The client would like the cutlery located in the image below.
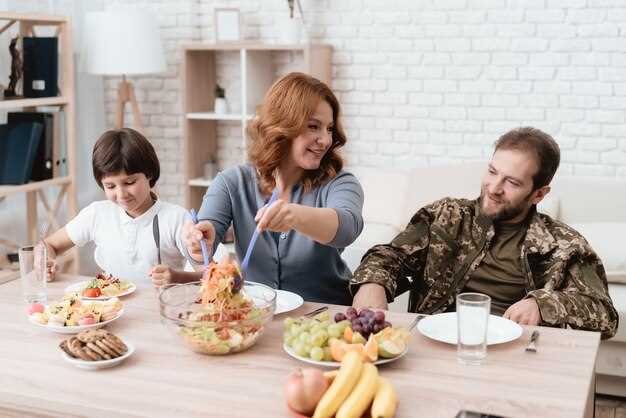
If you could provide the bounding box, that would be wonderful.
[303,306,328,318]
[241,190,279,276]
[189,209,209,268]
[408,314,427,331]
[152,214,161,264]
[525,330,540,353]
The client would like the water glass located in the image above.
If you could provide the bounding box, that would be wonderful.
[18,244,47,304]
[457,292,491,365]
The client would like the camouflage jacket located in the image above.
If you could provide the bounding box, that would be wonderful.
[351,198,618,339]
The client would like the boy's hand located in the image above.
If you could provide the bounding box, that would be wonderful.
[150,264,172,287]
[182,220,215,263]
[46,259,57,282]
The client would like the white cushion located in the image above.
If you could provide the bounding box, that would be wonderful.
[537,194,560,219]
[608,283,626,343]
[569,223,626,280]
[342,223,401,272]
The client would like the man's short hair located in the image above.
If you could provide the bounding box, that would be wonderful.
[494,127,560,190]
[92,128,160,188]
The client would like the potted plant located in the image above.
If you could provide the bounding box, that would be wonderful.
[214,84,228,114]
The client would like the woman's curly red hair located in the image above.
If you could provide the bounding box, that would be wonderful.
[247,72,346,194]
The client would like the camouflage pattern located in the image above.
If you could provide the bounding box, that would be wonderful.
[351,197,618,339]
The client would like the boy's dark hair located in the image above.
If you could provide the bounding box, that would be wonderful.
[494,127,560,190]
[92,128,160,188]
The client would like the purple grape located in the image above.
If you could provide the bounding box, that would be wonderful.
[351,319,360,328]
[383,321,392,329]
[372,323,383,334]
[346,310,357,320]
[346,307,357,317]
[334,312,347,322]
[374,311,385,323]
[352,324,363,334]
[359,317,369,327]
[359,308,372,317]
[362,323,372,335]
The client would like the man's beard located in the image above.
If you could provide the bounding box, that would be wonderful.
[480,189,533,222]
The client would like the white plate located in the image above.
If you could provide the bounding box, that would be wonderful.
[417,312,523,345]
[61,339,135,370]
[28,307,125,335]
[283,343,408,368]
[64,280,136,300]
[274,290,304,315]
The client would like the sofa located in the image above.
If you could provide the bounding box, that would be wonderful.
[343,162,626,396]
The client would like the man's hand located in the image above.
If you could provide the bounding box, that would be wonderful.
[182,220,215,264]
[352,283,388,311]
[503,298,541,325]
[149,264,172,288]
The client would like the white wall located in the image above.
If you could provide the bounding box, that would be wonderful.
[96,0,626,208]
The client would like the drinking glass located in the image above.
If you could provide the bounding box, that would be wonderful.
[457,292,490,365]
[18,244,47,304]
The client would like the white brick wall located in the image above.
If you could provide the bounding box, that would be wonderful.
[15,0,626,207]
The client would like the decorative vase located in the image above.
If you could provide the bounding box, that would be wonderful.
[214,97,228,114]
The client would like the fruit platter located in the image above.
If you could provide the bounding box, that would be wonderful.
[64,272,136,300]
[159,258,276,355]
[283,307,410,367]
[28,294,124,334]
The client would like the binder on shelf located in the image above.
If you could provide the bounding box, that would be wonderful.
[7,112,54,181]
[0,122,44,185]
[23,37,59,98]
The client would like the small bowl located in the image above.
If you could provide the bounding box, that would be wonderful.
[159,281,276,355]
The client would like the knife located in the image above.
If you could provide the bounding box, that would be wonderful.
[152,214,162,265]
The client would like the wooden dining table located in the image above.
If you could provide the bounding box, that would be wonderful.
[0,274,599,418]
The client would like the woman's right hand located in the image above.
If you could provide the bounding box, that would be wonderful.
[182,220,215,264]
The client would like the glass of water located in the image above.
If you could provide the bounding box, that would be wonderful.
[18,244,47,304]
[457,292,491,365]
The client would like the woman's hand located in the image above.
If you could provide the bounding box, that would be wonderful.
[182,220,215,263]
[255,200,300,233]
[46,258,57,282]
[149,264,172,288]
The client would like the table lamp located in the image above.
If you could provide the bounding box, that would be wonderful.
[84,10,166,132]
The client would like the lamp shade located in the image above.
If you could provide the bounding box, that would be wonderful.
[84,11,166,75]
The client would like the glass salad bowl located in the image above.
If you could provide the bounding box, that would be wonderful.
[159,281,276,355]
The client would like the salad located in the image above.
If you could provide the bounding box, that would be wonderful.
[82,273,133,298]
[177,259,272,355]
[28,293,123,327]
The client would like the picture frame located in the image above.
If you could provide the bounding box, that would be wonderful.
[214,7,241,42]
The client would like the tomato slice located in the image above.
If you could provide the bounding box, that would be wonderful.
[83,288,101,298]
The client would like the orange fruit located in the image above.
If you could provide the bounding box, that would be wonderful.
[343,326,353,343]
[364,334,379,362]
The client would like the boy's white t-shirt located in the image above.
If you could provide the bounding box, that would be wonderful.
[65,199,190,282]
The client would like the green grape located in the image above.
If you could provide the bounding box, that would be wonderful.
[303,343,313,358]
[309,331,326,347]
[310,324,323,335]
[323,346,333,361]
[310,346,324,361]
[314,310,330,322]
[298,331,310,343]
[327,323,342,338]
[337,320,351,332]
[283,317,296,329]
[289,324,302,335]
[319,320,331,328]
[293,341,308,357]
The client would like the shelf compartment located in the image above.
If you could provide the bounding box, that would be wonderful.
[0,96,68,110]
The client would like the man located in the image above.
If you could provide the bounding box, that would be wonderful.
[351,127,618,338]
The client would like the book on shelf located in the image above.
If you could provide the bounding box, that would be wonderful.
[8,112,54,181]
[0,122,44,185]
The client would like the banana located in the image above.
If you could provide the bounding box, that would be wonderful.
[323,369,339,384]
[371,376,398,418]
[335,362,379,418]
[312,351,363,418]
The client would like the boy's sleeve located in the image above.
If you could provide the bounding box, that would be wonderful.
[65,203,97,247]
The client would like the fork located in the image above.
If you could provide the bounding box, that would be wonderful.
[408,314,427,331]
[525,330,540,353]
[303,306,328,318]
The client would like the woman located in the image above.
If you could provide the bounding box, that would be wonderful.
[183,72,364,305]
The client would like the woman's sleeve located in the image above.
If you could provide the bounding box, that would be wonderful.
[325,172,364,248]
[196,171,233,254]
